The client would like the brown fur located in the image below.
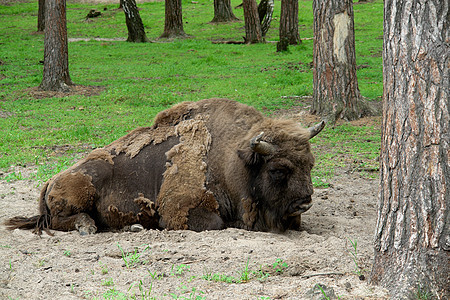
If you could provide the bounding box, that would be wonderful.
[5,98,321,235]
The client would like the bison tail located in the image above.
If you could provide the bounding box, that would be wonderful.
[5,181,53,236]
[5,214,53,236]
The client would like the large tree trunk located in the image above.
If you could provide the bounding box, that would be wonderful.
[279,0,300,45]
[242,0,263,43]
[371,0,449,299]
[37,0,45,32]
[160,0,187,38]
[211,0,239,23]
[311,0,363,123]
[121,0,149,42]
[39,0,72,92]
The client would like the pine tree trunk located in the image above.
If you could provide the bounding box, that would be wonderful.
[371,0,449,299]
[39,0,72,92]
[121,0,149,43]
[37,0,45,32]
[279,0,300,45]
[242,0,263,43]
[311,0,362,123]
[160,0,187,38]
[211,0,239,23]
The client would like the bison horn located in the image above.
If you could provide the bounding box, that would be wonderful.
[250,132,276,155]
[308,121,325,139]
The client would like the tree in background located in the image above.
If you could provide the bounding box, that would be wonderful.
[160,0,187,38]
[37,0,45,32]
[277,0,300,51]
[39,0,72,92]
[211,0,239,23]
[258,0,274,37]
[121,0,149,42]
[242,0,262,43]
[311,0,371,123]
[371,0,449,298]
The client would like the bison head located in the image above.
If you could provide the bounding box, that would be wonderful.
[237,120,325,232]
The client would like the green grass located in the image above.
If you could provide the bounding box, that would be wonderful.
[0,0,383,184]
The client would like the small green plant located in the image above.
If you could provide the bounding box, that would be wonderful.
[414,284,434,300]
[37,258,46,267]
[253,268,270,282]
[171,264,191,277]
[102,287,127,300]
[316,284,332,300]
[272,258,288,273]
[202,272,237,284]
[102,278,114,286]
[239,258,251,282]
[117,242,148,268]
[347,238,364,279]
[136,280,154,299]
[147,270,163,280]
[63,250,71,257]
[170,283,205,300]
[99,262,108,275]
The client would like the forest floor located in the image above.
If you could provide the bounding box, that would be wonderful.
[0,134,389,299]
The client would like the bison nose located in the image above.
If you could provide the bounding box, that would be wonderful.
[288,196,312,216]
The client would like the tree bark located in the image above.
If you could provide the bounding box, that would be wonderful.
[279,0,300,45]
[242,0,263,43]
[211,0,239,23]
[258,0,274,37]
[39,0,72,92]
[37,0,45,32]
[121,0,149,43]
[311,0,364,123]
[160,0,187,38]
[371,0,449,299]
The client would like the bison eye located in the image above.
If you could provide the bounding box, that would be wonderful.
[268,169,289,182]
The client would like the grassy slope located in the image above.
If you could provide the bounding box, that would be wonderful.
[0,0,383,185]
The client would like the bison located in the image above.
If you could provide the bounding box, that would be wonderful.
[6,98,324,235]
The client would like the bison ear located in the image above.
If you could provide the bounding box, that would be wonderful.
[237,149,263,167]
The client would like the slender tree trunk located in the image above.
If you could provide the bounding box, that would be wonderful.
[37,0,45,32]
[211,0,239,23]
[121,0,149,42]
[311,0,363,123]
[279,0,300,45]
[160,0,187,38]
[39,0,72,92]
[242,0,263,43]
[371,1,449,299]
[258,0,274,37]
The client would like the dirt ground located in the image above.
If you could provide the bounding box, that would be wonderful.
[0,162,389,299]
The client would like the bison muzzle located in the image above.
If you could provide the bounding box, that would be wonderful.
[6,98,324,235]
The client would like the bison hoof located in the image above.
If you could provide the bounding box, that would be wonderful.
[77,224,97,236]
[130,224,144,232]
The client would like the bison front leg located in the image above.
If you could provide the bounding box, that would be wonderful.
[187,207,224,232]
[51,213,97,235]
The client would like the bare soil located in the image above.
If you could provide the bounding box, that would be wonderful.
[0,163,388,299]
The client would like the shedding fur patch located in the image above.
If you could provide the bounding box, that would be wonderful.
[85,148,114,165]
[157,115,219,230]
[107,126,177,158]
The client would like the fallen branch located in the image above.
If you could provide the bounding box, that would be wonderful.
[301,271,344,279]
